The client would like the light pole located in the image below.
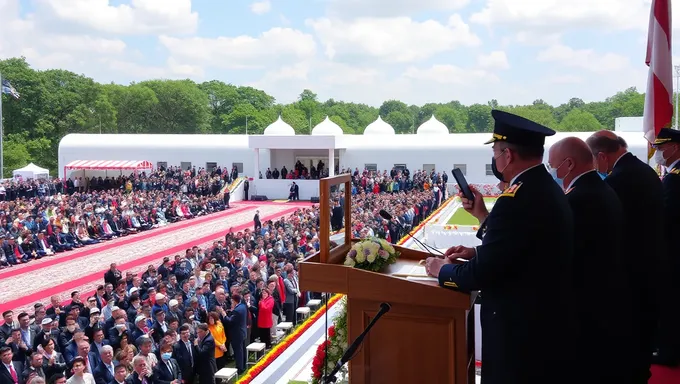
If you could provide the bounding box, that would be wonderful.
[99,115,102,134]
[245,115,248,135]
[675,65,680,129]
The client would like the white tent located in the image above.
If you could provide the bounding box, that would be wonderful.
[13,163,49,180]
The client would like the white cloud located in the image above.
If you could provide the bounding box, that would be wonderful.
[537,44,630,73]
[41,0,198,35]
[326,0,470,18]
[250,1,271,15]
[306,15,480,63]
[403,65,499,85]
[477,51,510,70]
[545,75,584,84]
[159,28,317,69]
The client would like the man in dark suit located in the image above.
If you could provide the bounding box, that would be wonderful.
[221,294,247,374]
[223,188,230,209]
[253,210,261,232]
[548,137,632,382]
[651,128,680,367]
[426,110,576,384]
[153,341,181,384]
[293,182,299,200]
[93,345,115,384]
[193,324,215,384]
[330,200,343,231]
[243,179,249,201]
[173,325,195,384]
[125,356,152,384]
[587,130,665,383]
[1,346,23,384]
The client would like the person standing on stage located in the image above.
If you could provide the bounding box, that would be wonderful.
[586,130,665,383]
[548,137,631,383]
[425,110,575,384]
[650,128,680,368]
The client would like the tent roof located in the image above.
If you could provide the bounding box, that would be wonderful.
[65,160,153,170]
[14,163,48,173]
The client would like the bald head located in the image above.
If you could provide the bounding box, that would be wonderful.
[548,137,597,190]
[551,137,594,165]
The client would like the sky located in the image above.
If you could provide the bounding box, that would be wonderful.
[0,0,677,107]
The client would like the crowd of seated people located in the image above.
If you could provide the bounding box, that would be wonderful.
[0,177,449,384]
[0,166,235,269]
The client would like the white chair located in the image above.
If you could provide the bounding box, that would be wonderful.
[276,321,294,334]
[246,342,266,366]
[296,306,311,322]
[307,299,322,310]
[214,367,238,383]
[273,329,286,344]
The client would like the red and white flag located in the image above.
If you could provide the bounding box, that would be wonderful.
[643,0,673,156]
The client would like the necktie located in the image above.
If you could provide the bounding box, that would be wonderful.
[186,342,193,366]
[8,364,17,384]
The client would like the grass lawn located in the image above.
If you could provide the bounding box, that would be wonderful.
[447,208,479,225]
[446,197,497,226]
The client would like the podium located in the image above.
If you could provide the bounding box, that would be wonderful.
[299,175,476,384]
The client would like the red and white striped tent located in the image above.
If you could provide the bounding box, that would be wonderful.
[64,160,153,176]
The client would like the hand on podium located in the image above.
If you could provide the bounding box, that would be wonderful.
[425,256,454,277]
[444,245,476,262]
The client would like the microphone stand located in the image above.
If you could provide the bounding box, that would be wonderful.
[379,210,444,256]
[324,303,392,383]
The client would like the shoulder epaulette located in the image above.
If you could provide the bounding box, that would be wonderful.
[670,168,680,175]
[499,182,522,198]
[565,186,575,195]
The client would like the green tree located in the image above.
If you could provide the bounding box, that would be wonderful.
[559,109,603,132]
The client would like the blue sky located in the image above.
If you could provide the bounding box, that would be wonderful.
[0,0,674,107]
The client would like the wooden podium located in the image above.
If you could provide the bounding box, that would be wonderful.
[299,175,476,384]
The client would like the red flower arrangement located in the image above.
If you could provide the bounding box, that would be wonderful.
[235,294,343,384]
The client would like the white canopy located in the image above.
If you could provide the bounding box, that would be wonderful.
[13,163,50,180]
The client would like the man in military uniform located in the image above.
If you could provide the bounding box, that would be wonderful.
[651,128,680,367]
[586,130,665,383]
[548,137,631,382]
[425,110,575,384]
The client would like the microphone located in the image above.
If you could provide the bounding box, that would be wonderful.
[378,210,444,256]
[324,303,392,383]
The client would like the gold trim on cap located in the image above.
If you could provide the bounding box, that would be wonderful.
[654,137,672,145]
[484,133,507,145]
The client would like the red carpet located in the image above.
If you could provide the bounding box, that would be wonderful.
[650,364,680,384]
[0,204,304,317]
[0,205,252,279]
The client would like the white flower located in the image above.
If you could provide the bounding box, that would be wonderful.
[378,238,395,254]
[363,241,380,263]
[378,249,388,259]
[330,346,340,355]
[344,257,355,267]
[355,246,366,263]
[327,361,335,370]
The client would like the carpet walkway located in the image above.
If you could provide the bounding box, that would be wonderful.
[1,201,310,316]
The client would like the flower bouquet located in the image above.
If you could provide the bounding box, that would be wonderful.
[311,297,348,384]
[343,237,399,272]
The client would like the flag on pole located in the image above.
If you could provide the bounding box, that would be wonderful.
[643,0,673,159]
[1,79,20,100]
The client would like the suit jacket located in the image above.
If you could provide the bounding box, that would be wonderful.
[438,165,575,384]
[172,340,195,382]
[1,361,23,384]
[194,334,216,384]
[605,153,665,355]
[656,160,680,364]
[222,302,247,342]
[152,358,181,384]
[565,171,632,376]
[93,361,116,384]
[124,372,150,384]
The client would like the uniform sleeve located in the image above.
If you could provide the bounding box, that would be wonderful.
[437,195,531,292]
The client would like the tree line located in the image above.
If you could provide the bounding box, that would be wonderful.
[0,57,647,177]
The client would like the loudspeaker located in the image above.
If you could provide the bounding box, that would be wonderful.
[251,195,268,201]
[310,196,320,203]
